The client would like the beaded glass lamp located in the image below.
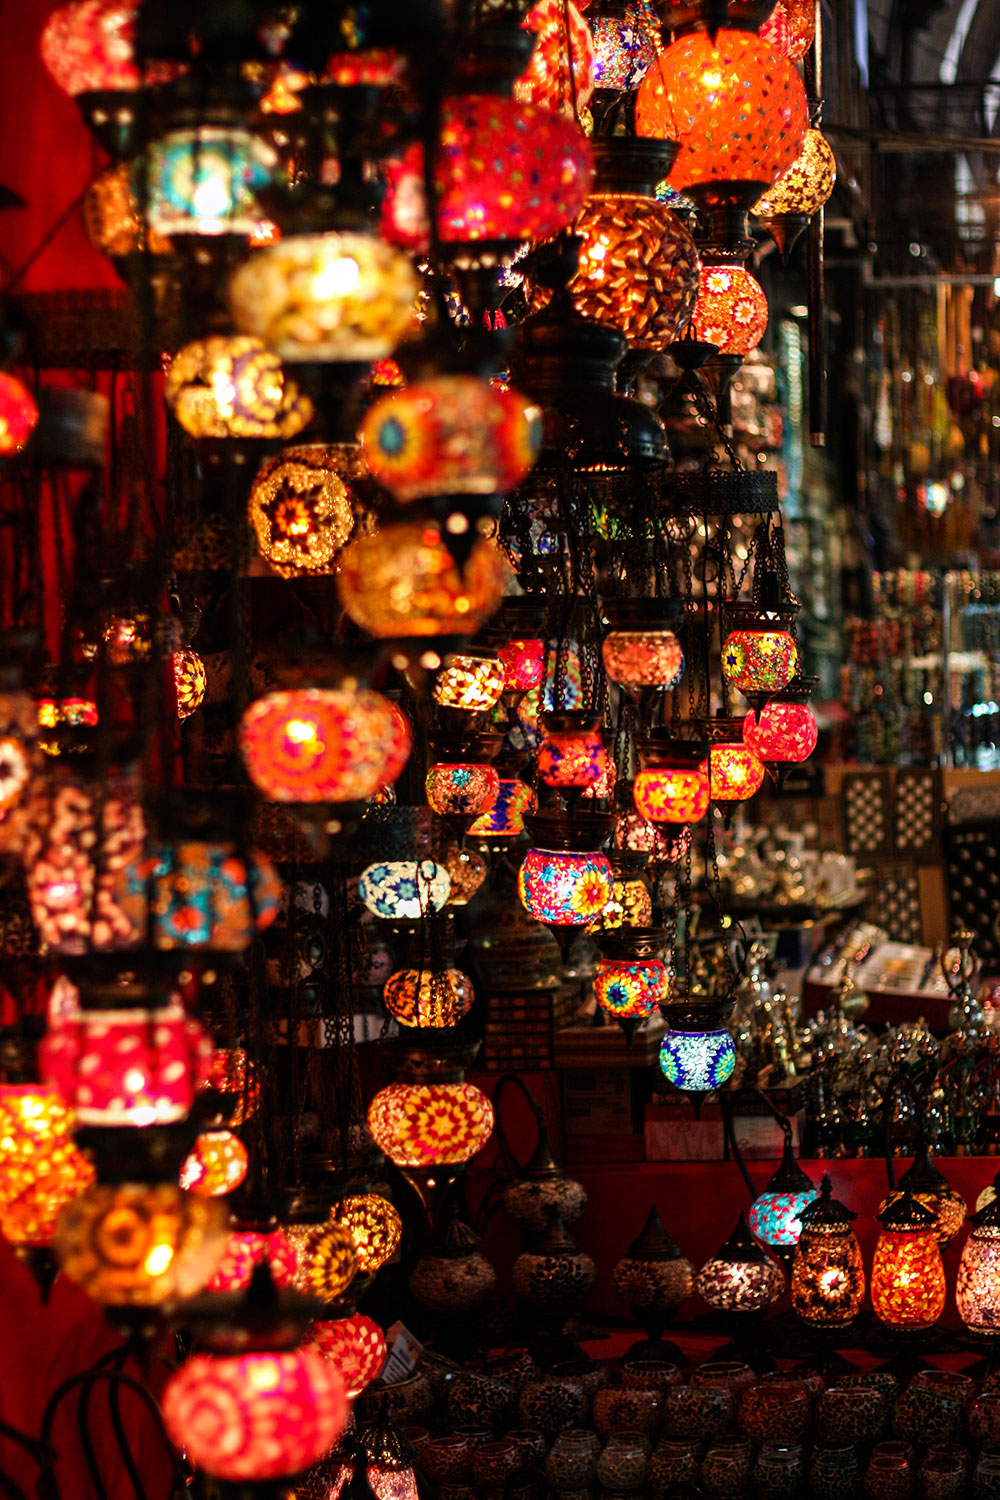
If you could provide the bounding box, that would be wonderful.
[709,732,766,802]
[595,931,668,1021]
[591,0,660,91]
[611,1206,694,1353]
[760,0,817,62]
[358,860,452,921]
[871,1191,947,1334]
[179,1131,249,1198]
[433,654,507,712]
[308,1313,388,1396]
[40,0,144,94]
[207,1229,298,1292]
[743,680,818,765]
[248,445,359,577]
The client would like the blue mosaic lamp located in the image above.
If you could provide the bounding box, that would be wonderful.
[517,812,615,930]
[747,1138,818,1256]
[659,994,736,1094]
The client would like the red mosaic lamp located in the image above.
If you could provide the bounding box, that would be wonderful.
[0,374,39,457]
[633,734,711,824]
[367,1062,494,1223]
[537,713,609,790]
[760,0,817,62]
[692,263,769,358]
[753,126,837,260]
[518,811,615,931]
[706,719,766,802]
[743,677,818,765]
[871,1191,947,1335]
[602,598,686,718]
[515,0,596,120]
[308,1312,388,1397]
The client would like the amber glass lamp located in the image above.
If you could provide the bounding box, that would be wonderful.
[0,374,39,457]
[308,1312,388,1396]
[248,444,358,577]
[633,736,710,824]
[337,521,505,638]
[241,687,411,806]
[179,1131,249,1197]
[871,1191,947,1335]
[760,0,817,62]
[722,603,799,694]
[164,336,313,441]
[335,1194,402,1276]
[589,851,655,931]
[433,653,507,712]
[0,1084,94,1251]
[790,1176,865,1333]
[708,728,766,803]
[293,1221,360,1304]
[172,648,207,720]
[957,1187,1000,1339]
[383,967,475,1028]
[696,1213,785,1314]
[602,599,686,700]
[878,1144,966,1247]
[753,128,837,259]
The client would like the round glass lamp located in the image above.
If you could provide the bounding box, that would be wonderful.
[433,653,507,712]
[515,0,596,120]
[468,778,536,840]
[709,734,766,802]
[602,601,686,691]
[248,444,357,577]
[595,949,667,1020]
[367,1082,494,1168]
[337,522,505,638]
[696,1214,785,1314]
[143,127,275,237]
[693,265,768,356]
[722,605,799,694]
[537,715,609,789]
[0,375,39,456]
[40,0,143,94]
[383,967,475,1028]
[871,1191,947,1334]
[119,841,281,953]
[179,1131,249,1198]
[518,839,614,926]
[591,0,660,90]
[589,853,654,930]
[611,1206,694,1334]
[790,1176,865,1332]
[165,336,313,440]
[659,999,737,1092]
[743,690,817,765]
[499,637,545,694]
[229,231,418,362]
[877,1146,967,1247]
[173,648,207,720]
[635,30,807,194]
[760,0,817,62]
[748,1144,818,1254]
[84,162,172,259]
[358,860,451,920]
[426,763,499,819]
[335,1195,402,1275]
[308,1313,387,1397]
[293,1222,359,1304]
[207,1229,298,1293]
[634,738,710,823]
[241,687,411,805]
[0,1084,94,1249]
[754,128,836,219]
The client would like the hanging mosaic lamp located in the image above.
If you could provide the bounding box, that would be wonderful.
[498,636,546,695]
[742,678,818,765]
[595,930,668,1022]
[537,714,609,789]
[358,859,452,921]
[747,1140,818,1255]
[753,127,837,260]
[696,1213,785,1315]
[708,723,766,803]
[334,1195,402,1276]
[248,444,360,577]
[602,599,686,698]
[240,687,411,806]
[871,1191,947,1335]
[790,1176,865,1333]
[692,264,769,358]
[0,374,39,457]
[722,599,800,694]
[433,652,508,712]
[518,812,614,927]
[41,0,144,95]
[515,0,596,120]
[165,336,313,441]
[468,776,537,841]
[633,735,710,823]
[367,1082,494,1169]
[589,850,655,930]
[143,122,276,240]
[337,520,506,638]
[659,993,737,1093]
[426,758,500,820]
[179,1131,249,1197]
[308,1312,388,1397]
[207,1226,299,1293]
[760,0,817,62]
[383,967,476,1029]
[0,1083,94,1253]
[590,0,661,93]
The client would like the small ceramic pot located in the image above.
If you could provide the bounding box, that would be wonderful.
[893,1388,962,1449]
[865,1443,915,1500]
[487,1351,540,1395]
[546,1429,600,1489]
[377,1370,434,1425]
[596,1432,651,1492]
[649,1439,700,1498]
[920,1446,969,1500]
[739,1380,811,1444]
[701,1435,752,1498]
[421,1437,473,1483]
[755,1442,806,1499]
[619,1359,683,1397]
[811,1445,860,1500]
[593,1384,663,1439]
[519,1374,587,1435]
[664,1385,734,1441]
[508,1430,547,1468]
[555,1358,606,1403]
[818,1386,888,1445]
[691,1362,757,1400]
[472,1439,522,1493]
[448,1371,514,1434]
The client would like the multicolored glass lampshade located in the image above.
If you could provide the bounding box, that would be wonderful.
[173,648,207,720]
[207,1229,298,1292]
[956,1195,1000,1338]
[595,956,666,1019]
[499,637,545,693]
[425,763,500,818]
[754,129,837,219]
[537,719,609,788]
[335,1195,402,1275]
[760,0,817,62]
[633,760,710,823]
[229,231,418,361]
[515,0,596,120]
[709,741,765,801]
[367,1082,494,1168]
[248,444,357,577]
[56,1182,228,1305]
[692,266,769,357]
[116,841,281,952]
[162,1349,349,1482]
[337,523,505,638]
[143,128,275,237]
[591,0,660,90]
[241,688,411,804]
[696,1215,785,1314]
[165,336,313,441]
[563,196,699,351]
[743,701,817,764]
[308,1313,388,1396]
[468,778,536,839]
[0,374,39,456]
[790,1178,865,1332]
[603,629,685,689]
[748,1149,818,1252]
[0,1084,94,1247]
[635,30,808,193]
[180,1131,249,1198]
[660,1026,736,1091]
[37,695,98,757]
[40,0,143,94]
[871,1193,947,1334]
[358,860,451,920]
[41,990,213,1125]
[294,1222,360,1303]
[518,848,614,926]
[614,809,692,864]
[359,376,542,503]
[433,654,507,712]
[206,1047,260,1124]
[383,967,475,1028]
[381,94,593,248]
[589,858,654,931]
[84,162,173,258]
[722,626,799,694]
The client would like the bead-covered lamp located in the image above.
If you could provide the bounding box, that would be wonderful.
[871,1191,947,1335]
[753,128,837,259]
[760,0,817,62]
[433,653,507,712]
[748,1140,818,1255]
[358,860,452,921]
[468,777,537,841]
[426,762,500,820]
[293,1221,360,1304]
[696,1214,785,1315]
[595,931,668,1022]
[241,687,411,805]
[591,0,661,91]
[602,599,686,697]
[790,1176,865,1333]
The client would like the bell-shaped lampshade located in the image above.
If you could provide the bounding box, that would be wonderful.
[636,30,808,194]
[515,0,596,120]
[165,336,313,441]
[248,444,358,577]
[634,737,710,823]
[0,374,39,456]
[229,231,418,362]
[241,687,411,805]
[748,1141,818,1253]
[334,1195,402,1276]
[0,1084,94,1249]
[696,1213,785,1314]
[383,967,475,1028]
[877,1145,967,1246]
[337,522,505,638]
[692,265,769,357]
[359,375,542,503]
[790,1176,865,1332]
[957,1187,1000,1338]
[871,1191,947,1334]
[367,1082,494,1168]
[308,1313,388,1397]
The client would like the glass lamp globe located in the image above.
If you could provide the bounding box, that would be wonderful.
[871,1191,947,1334]
[790,1176,865,1332]
[173,648,207,720]
[499,637,545,693]
[743,699,817,765]
[693,266,769,357]
[468,778,536,839]
[589,854,654,930]
[518,848,614,927]
[56,1182,228,1306]
[760,0,817,62]
[603,626,685,691]
[696,1215,785,1314]
[358,860,451,920]
[40,0,143,94]
[433,654,507,712]
[179,1131,249,1197]
[635,30,808,194]
[162,1348,348,1482]
[515,0,596,120]
[595,955,667,1020]
[611,1206,693,1324]
[308,1313,388,1396]
[443,844,489,905]
[0,1084,94,1249]
[537,717,609,789]
[722,610,799,694]
[293,1222,360,1304]
[0,374,39,456]
[383,967,475,1028]
[229,231,418,362]
[426,763,500,819]
[164,336,313,441]
[878,1147,967,1246]
[241,687,411,805]
[84,162,173,259]
[754,129,837,219]
[709,739,766,802]
[591,0,660,90]
[634,741,710,823]
[359,375,542,504]
[207,1229,298,1292]
[367,1082,494,1168]
[956,1192,1000,1339]
[337,521,505,638]
[119,841,282,953]
[659,1018,736,1092]
[143,128,276,237]
[748,1144,818,1253]
[335,1195,402,1275]
[248,444,358,577]
[206,1047,260,1124]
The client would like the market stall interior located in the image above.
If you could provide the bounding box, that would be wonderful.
[11,0,1000,1498]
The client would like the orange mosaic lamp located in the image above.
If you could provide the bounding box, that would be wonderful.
[708,722,766,803]
[179,1130,249,1197]
[248,443,359,578]
[367,1082,494,1169]
[790,1176,865,1333]
[754,128,837,260]
[383,968,476,1029]
[334,1194,402,1276]
[871,1191,946,1334]
[240,687,411,806]
[0,1084,94,1251]
[515,0,596,121]
[692,263,768,358]
[633,736,710,824]
[877,1144,967,1247]
[337,521,506,638]
[760,0,817,62]
[0,374,39,456]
